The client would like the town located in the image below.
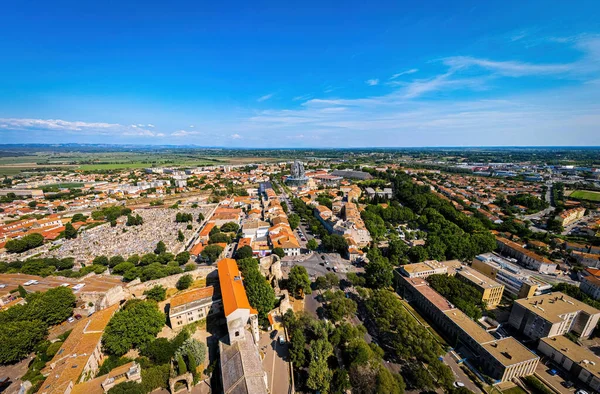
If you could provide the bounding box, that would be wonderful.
[0,146,599,394]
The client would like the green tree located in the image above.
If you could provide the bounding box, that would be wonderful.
[209,232,229,244]
[201,244,224,263]
[235,245,253,260]
[175,251,190,265]
[197,213,205,223]
[108,255,125,268]
[144,286,167,302]
[65,223,77,239]
[243,267,276,322]
[322,234,348,254]
[107,381,145,394]
[113,262,135,275]
[102,301,165,356]
[17,285,27,298]
[154,241,167,255]
[93,255,109,266]
[288,214,300,230]
[220,222,239,233]
[289,329,307,367]
[177,230,185,242]
[176,274,194,290]
[272,247,285,258]
[0,320,47,364]
[307,239,318,251]
[365,257,393,288]
[288,266,311,298]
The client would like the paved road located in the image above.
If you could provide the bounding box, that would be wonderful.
[443,353,482,394]
[259,330,291,394]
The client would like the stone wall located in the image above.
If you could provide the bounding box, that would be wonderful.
[126,267,216,297]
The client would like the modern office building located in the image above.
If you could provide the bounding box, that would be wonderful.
[455,266,505,308]
[508,292,600,340]
[471,253,553,298]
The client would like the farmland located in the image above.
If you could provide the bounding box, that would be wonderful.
[570,190,600,202]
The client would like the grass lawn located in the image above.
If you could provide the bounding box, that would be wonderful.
[570,190,600,202]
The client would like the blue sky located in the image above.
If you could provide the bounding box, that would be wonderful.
[1,0,599,147]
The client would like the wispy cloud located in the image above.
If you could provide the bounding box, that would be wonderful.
[171,130,200,137]
[293,94,312,101]
[257,93,275,102]
[0,118,165,137]
[390,68,419,79]
[231,133,242,139]
[443,56,573,77]
[366,79,379,86]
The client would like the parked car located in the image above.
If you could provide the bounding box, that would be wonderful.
[561,381,574,388]
[453,382,465,388]
[279,335,285,345]
[67,317,75,323]
[547,369,558,376]
[575,390,589,394]
[271,330,279,339]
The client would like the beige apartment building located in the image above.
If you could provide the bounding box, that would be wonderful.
[508,292,600,340]
[168,286,221,328]
[455,266,505,308]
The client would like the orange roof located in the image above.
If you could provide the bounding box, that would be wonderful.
[199,221,216,237]
[170,286,215,308]
[217,258,256,317]
[190,242,205,256]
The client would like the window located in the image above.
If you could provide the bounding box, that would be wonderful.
[235,331,240,337]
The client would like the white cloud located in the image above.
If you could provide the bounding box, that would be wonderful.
[0,118,165,137]
[443,56,573,77]
[257,93,275,102]
[189,125,195,128]
[366,79,379,86]
[147,124,155,128]
[390,68,419,79]
[171,130,200,137]
[293,94,312,101]
[231,133,242,139]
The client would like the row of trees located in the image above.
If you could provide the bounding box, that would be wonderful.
[0,256,75,277]
[5,232,44,253]
[236,258,276,324]
[426,274,487,320]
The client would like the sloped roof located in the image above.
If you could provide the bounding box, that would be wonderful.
[218,259,256,317]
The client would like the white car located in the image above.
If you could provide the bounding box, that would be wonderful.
[453,382,465,388]
[67,317,75,323]
[278,335,285,345]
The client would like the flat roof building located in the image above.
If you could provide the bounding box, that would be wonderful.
[397,275,538,383]
[472,253,552,298]
[455,266,504,308]
[538,336,600,392]
[508,292,600,340]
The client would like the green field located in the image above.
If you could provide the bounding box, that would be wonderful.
[570,190,600,202]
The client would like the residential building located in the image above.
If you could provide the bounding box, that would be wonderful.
[39,304,121,394]
[580,268,600,300]
[508,292,600,340]
[556,207,586,227]
[538,336,600,392]
[241,219,270,240]
[168,286,221,328]
[496,237,557,274]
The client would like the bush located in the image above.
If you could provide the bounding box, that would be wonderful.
[144,286,167,302]
[176,275,193,290]
[0,320,47,364]
[108,381,145,394]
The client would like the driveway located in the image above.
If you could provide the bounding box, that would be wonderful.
[442,353,482,394]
